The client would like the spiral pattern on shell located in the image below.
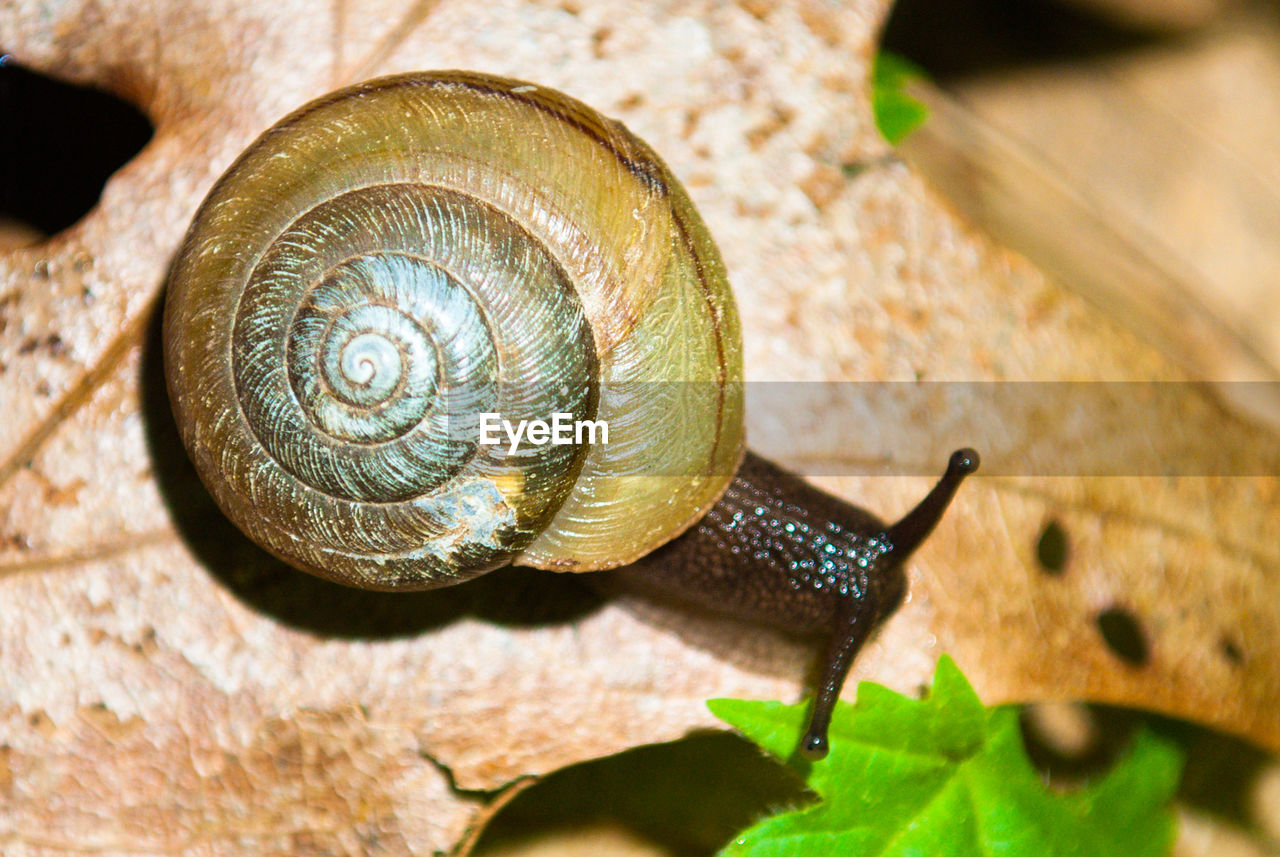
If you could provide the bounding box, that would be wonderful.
[164,72,744,590]
[237,185,596,508]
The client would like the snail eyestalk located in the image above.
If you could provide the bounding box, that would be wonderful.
[884,448,980,559]
[799,448,980,761]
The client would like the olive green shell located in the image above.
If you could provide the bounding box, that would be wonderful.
[164,71,744,590]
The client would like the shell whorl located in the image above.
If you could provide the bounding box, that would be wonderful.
[236,184,597,508]
[164,72,744,590]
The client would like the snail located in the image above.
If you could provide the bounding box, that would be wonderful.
[163,70,978,760]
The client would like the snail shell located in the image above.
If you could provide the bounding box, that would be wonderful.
[164,71,744,590]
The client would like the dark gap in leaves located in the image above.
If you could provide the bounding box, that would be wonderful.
[1148,714,1274,834]
[0,55,153,239]
[1036,519,1069,575]
[1096,605,1150,666]
[1023,706,1273,837]
[471,731,810,857]
[1020,703,1140,786]
[880,0,1169,84]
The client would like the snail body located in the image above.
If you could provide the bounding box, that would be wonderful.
[163,71,977,759]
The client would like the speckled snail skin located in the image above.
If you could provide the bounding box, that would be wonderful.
[163,70,978,760]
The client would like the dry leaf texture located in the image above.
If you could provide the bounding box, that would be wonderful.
[1,0,1277,854]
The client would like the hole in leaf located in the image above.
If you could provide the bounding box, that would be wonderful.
[1219,636,1243,666]
[0,55,153,243]
[1096,605,1150,667]
[1036,519,1069,575]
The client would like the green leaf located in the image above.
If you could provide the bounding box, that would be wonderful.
[871,51,929,144]
[709,656,1182,857]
